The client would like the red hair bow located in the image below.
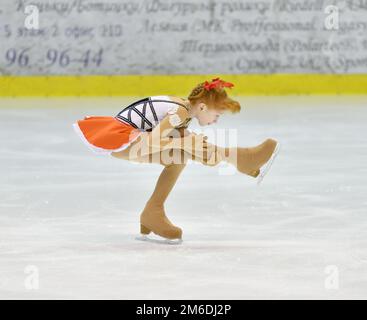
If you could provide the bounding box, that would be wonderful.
[203,77,234,91]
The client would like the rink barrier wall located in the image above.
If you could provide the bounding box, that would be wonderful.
[0,74,367,96]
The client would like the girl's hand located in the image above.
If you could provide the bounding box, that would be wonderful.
[183,133,215,160]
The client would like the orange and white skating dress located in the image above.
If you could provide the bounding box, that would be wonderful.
[72,95,192,155]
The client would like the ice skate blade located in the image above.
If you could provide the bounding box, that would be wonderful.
[135,234,183,245]
[257,141,281,186]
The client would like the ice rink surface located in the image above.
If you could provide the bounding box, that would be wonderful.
[0,96,366,299]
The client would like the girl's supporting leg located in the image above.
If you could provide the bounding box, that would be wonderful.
[139,162,187,240]
[112,137,190,240]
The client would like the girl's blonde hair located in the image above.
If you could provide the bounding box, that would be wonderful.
[187,81,241,114]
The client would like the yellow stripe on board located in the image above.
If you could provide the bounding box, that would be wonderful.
[0,74,367,96]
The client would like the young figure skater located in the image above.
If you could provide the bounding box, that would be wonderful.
[73,77,280,244]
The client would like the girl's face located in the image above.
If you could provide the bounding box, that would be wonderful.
[196,103,225,126]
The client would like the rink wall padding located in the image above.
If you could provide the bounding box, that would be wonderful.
[0,74,367,96]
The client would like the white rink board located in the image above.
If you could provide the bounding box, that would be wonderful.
[1,0,367,75]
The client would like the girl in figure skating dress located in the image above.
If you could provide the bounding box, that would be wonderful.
[73,78,280,244]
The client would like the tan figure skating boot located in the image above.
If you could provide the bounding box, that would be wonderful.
[138,163,186,244]
[236,138,278,177]
[140,201,182,240]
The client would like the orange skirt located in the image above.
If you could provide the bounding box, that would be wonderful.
[73,116,143,155]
